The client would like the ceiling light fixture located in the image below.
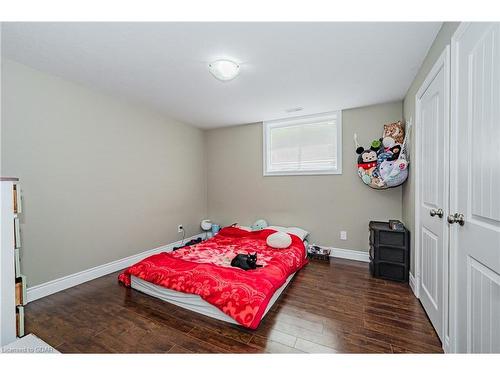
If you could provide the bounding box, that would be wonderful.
[208,59,240,81]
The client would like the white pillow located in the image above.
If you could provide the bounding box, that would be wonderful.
[266,232,292,249]
[267,226,309,241]
[287,227,309,241]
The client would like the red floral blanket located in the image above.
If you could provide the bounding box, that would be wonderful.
[118,227,307,329]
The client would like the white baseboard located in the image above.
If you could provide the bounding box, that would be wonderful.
[328,247,370,263]
[409,272,419,297]
[26,233,204,303]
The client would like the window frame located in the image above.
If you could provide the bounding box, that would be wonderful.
[262,110,342,176]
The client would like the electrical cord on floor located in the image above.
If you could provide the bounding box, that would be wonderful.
[180,229,185,246]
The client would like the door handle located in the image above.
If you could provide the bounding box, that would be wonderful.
[447,213,465,226]
[430,208,444,218]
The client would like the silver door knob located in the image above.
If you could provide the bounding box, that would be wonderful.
[430,208,444,218]
[447,213,465,226]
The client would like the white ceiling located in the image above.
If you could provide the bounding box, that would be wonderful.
[2,22,441,129]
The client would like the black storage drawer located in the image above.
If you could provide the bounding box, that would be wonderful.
[379,231,406,247]
[378,246,406,263]
[369,221,410,283]
[371,261,408,282]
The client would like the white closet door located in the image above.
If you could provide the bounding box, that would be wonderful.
[450,22,500,353]
[416,47,450,344]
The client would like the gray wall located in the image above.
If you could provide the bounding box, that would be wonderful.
[1,59,207,286]
[402,22,460,274]
[206,101,403,251]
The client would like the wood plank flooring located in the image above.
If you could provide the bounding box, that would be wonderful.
[24,258,443,353]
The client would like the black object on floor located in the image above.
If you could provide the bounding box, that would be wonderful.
[369,221,410,283]
[307,245,331,262]
[173,237,203,251]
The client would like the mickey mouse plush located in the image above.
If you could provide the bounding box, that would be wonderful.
[356,140,381,173]
[357,149,377,171]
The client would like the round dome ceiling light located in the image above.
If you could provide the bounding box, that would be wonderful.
[208,59,240,81]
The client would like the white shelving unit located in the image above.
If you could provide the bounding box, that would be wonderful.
[1,177,26,346]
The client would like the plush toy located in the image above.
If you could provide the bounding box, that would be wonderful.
[251,219,268,231]
[360,172,372,185]
[371,177,385,188]
[377,150,393,165]
[356,139,382,175]
[370,139,382,152]
[387,144,402,161]
[382,136,396,150]
[378,159,396,181]
[357,148,377,167]
[379,158,408,187]
[353,122,410,190]
[383,121,405,145]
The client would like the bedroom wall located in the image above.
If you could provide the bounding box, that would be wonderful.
[206,101,403,252]
[402,22,460,275]
[1,59,207,287]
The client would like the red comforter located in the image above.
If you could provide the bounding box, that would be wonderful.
[119,227,307,329]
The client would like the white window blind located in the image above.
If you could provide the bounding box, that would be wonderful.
[263,111,342,176]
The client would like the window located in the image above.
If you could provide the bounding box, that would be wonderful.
[263,111,342,176]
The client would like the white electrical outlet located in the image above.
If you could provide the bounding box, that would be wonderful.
[177,224,184,233]
[340,231,347,240]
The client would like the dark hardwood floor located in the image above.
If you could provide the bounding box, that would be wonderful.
[25,258,443,353]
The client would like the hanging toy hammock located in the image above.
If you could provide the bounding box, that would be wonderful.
[353,119,411,190]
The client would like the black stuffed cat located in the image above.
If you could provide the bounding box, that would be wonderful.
[231,253,262,271]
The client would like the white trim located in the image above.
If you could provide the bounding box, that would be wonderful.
[1,181,17,346]
[262,110,342,176]
[448,21,470,355]
[443,336,451,354]
[26,233,204,303]
[325,247,370,262]
[415,44,451,353]
[409,272,420,298]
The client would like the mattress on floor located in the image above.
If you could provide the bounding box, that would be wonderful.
[131,271,296,325]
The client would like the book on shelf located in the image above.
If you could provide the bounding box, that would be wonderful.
[15,281,23,306]
[14,248,21,278]
[20,274,27,304]
[13,184,18,213]
[13,183,22,214]
[15,275,27,306]
[14,217,21,248]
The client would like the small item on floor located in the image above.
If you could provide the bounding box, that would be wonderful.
[230,253,263,271]
[173,237,203,251]
[307,244,331,262]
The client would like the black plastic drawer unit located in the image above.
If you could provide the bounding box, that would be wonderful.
[369,221,410,283]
